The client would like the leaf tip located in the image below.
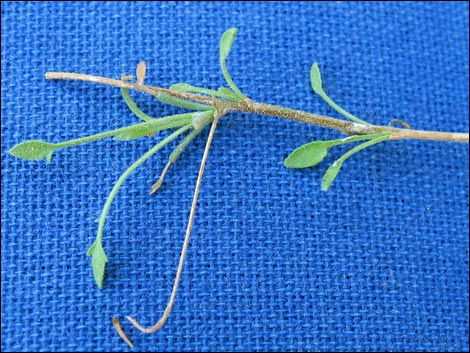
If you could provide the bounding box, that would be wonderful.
[310,62,323,93]
[220,27,239,60]
[9,140,56,162]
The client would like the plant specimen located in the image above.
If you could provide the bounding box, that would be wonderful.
[8,28,469,346]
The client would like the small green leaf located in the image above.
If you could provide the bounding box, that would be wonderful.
[169,83,241,101]
[284,141,333,168]
[321,160,343,192]
[113,114,194,141]
[309,62,371,125]
[217,87,242,101]
[112,125,155,141]
[156,92,212,111]
[220,28,238,63]
[121,87,157,122]
[9,140,56,162]
[86,241,108,289]
[320,133,391,191]
[191,110,214,130]
[219,28,244,98]
[169,83,197,92]
[217,87,235,96]
[310,62,323,94]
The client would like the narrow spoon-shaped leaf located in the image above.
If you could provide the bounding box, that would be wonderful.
[219,28,244,98]
[9,140,57,162]
[310,62,370,125]
[88,125,192,288]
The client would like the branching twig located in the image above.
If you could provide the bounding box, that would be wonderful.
[13,28,466,347]
[45,72,469,143]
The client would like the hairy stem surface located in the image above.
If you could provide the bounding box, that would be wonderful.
[45,72,469,143]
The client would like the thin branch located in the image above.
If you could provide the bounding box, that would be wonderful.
[45,71,469,143]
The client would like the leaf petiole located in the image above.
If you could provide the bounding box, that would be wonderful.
[55,113,194,147]
[121,87,157,122]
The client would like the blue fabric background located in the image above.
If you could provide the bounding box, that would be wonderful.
[1,1,468,352]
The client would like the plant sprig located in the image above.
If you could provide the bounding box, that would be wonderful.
[8,27,469,346]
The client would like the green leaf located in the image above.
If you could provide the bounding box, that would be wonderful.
[217,87,242,101]
[310,62,371,125]
[220,28,238,63]
[321,132,391,191]
[156,92,212,111]
[321,160,343,192]
[86,241,108,289]
[9,140,56,162]
[284,134,391,169]
[219,28,244,98]
[310,62,323,94]
[169,83,241,101]
[113,113,194,140]
[191,110,214,130]
[284,141,332,168]
[121,88,157,122]
[169,83,200,93]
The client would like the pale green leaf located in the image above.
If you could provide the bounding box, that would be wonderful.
[284,141,332,168]
[169,83,241,101]
[156,92,212,111]
[219,28,244,98]
[169,83,198,92]
[9,140,56,162]
[217,87,242,101]
[113,113,194,141]
[320,133,391,191]
[310,62,323,94]
[86,241,108,289]
[220,28,238,63]
[191,110,214,130]
[321,160,343,192]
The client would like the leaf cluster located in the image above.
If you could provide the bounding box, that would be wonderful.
[283,62,390,190]
[9,28,392,289]
[9,27,246,289]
